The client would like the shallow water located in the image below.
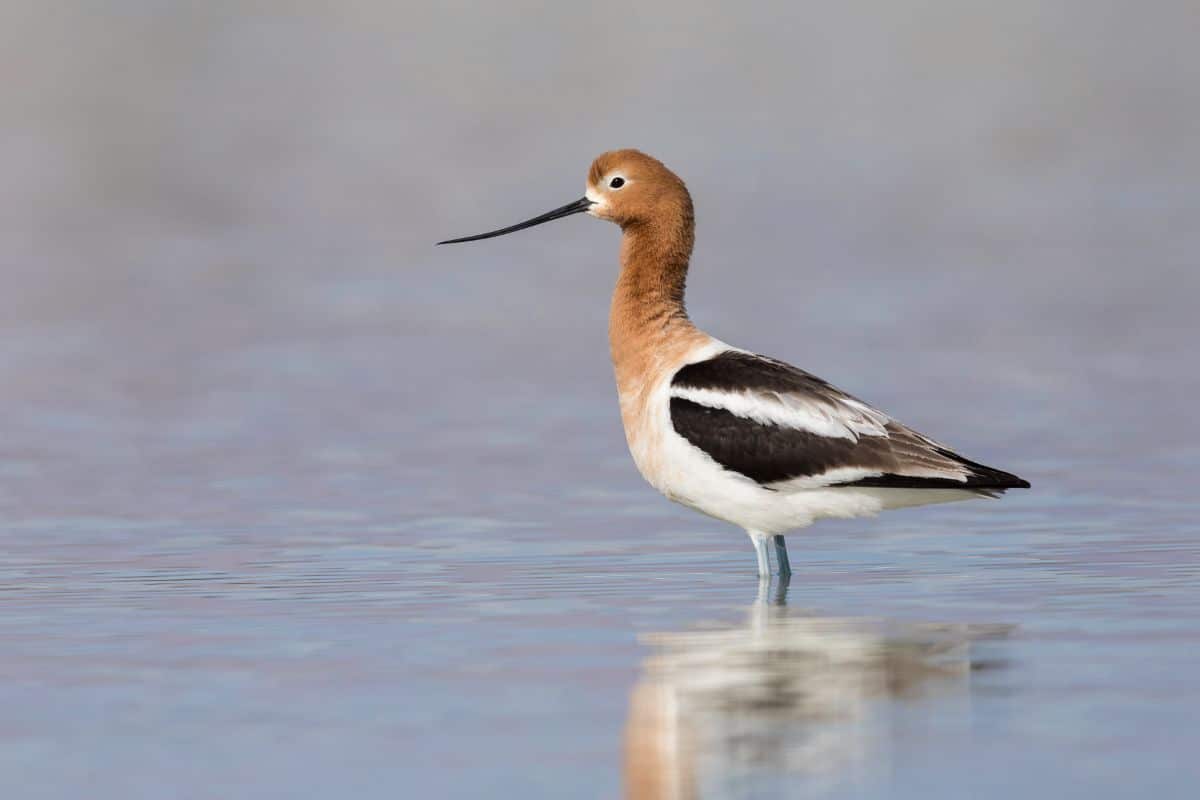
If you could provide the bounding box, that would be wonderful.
[3,2,1200,798]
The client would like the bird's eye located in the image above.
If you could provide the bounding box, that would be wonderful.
[609,177,626,189]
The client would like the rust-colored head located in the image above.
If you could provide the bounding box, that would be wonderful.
[584,149,692,230]
[436,149,692,244]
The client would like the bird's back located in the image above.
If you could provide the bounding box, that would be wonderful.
[667,349,1030,496]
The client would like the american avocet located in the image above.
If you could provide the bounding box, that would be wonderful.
[439,149,1029,578]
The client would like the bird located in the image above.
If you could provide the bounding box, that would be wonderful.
[438,149,1029,578]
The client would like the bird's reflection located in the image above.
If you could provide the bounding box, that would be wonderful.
[624,578,1009,799]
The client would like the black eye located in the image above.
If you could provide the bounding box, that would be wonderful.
[609,177,625,189]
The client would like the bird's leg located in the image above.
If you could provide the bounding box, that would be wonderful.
[772,535,792,578]
[748,530,771,578]
[771,572,791,605]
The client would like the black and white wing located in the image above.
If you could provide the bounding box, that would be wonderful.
[669,350,1029,492]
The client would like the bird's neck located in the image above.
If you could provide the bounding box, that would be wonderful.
[608,212,702,394]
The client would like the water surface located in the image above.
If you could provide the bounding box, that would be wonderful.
[2,2,1198,797]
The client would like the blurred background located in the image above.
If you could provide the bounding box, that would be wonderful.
[2,2,1198,798]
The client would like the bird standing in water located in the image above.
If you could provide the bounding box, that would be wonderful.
[439,150,1029,578]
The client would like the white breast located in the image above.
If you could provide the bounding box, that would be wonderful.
[619,340,979,535]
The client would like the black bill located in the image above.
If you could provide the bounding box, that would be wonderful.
[437,197,594,245]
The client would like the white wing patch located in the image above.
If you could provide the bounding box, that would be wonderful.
[670,385,891,441]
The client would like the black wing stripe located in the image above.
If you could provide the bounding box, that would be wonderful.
[669,350,1031,491]
[673,351,846,398]
[671,397,1029,489]
[669,397,891,485]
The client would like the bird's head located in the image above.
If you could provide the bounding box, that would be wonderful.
[584,149,692,230]
[437,149,691,244]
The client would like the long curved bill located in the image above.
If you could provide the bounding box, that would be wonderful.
[436,197,594,245]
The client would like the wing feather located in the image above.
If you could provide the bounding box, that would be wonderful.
[669,351,1029,492]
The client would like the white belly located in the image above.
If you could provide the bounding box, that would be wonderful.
[622,368,979,535]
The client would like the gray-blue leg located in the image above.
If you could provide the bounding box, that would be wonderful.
[748,530,771,577]
[772,535,792,577]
